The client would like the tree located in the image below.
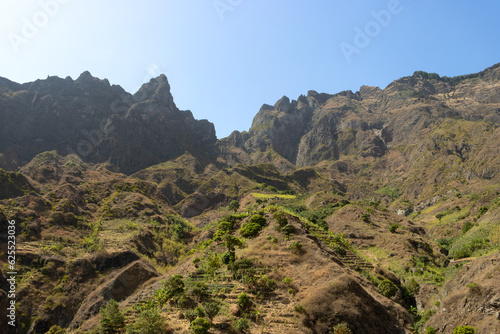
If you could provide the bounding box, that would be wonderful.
[272,211,288,227]
[127,308,166,334]
[225,235,244,251]
[228,200,240,212]
[99,299,125,333]
[222,250,236,265]
[240,222,262,238]
[190,317,211,334]
[249,214,267,227]
[160,275,185,304]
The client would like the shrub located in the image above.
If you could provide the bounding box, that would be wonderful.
[184,309,198,322]
[213,221,234,240]
[266,234,278,243]
[426,326,437,334]
[389,224,400,233]
[164,274,185,300]
[361,214,370,222]
[195,306,205,318]
[237,293,251,310]
[288,241,303,254]
[202,301,221,322]
[378,279,398,298]
[99,299,125,333]
[282,277,293,286]
[466,282,480,293]
[293,304,305,314]
[249,214,267,227]
[331,243,346,256]
[453,325,476,334]
[478,206,488,216]
[272,211,288,227]
[228,200,240,212]
[257,275,277,294]
[240,223,262,238]
[331,323,352,334]
[127,308,166,334]
[222,251,236,265]
[46,325,67,334]
[224,235,244,251]
[190,317,211,334]
[282,224,296,238]
[189,282,210,302]
[235,318,249,332]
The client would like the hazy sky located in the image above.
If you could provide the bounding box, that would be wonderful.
[1,0,499,138]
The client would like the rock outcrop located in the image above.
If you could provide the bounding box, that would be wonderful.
[69,260,158,329]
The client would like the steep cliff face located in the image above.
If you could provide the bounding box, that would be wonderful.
[224,63,500,168]
[0,72,217,174]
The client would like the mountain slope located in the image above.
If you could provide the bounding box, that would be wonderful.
[0,63,499,334]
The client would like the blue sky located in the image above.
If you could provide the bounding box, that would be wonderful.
[1,0,499,138]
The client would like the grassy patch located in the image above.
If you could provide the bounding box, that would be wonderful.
[250,192,296,199]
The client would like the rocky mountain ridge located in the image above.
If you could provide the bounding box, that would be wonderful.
[0,71,217,174]
[222,63,500,168]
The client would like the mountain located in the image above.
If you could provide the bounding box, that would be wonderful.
[0,64,499,334]
[0,72,217,174]
[222,63,500,167]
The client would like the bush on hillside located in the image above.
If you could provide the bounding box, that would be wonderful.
[453,325,476,334]
[378,279,398,298]
[240,222,262,238]
[99,299,125,333]
[127,308,166,334]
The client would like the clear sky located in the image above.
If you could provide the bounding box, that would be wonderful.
[1,0,499,138]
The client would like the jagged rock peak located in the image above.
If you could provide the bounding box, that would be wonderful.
[274,95,291,112]
[75,71,110,87]
[259,104,274,112]
[133,74,173,105]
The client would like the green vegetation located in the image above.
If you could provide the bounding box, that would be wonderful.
[99,299,125,333]
[235,318,250,332]
[228,199,240,212]
[237,293,251,310]
[251,192,296,199]
[240,214,267,238]
[190,317,211,334]
[449,227,490,259]
[375,185,399,200]
[46,325,67,334]
[331,323,352,334]
[389,224,400,233]
[453,325,476,334]
[378,279,398,298]
[426,326,436,334]
[127,308,166,334]
[288,241,303,254]
[240,222,263,238]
